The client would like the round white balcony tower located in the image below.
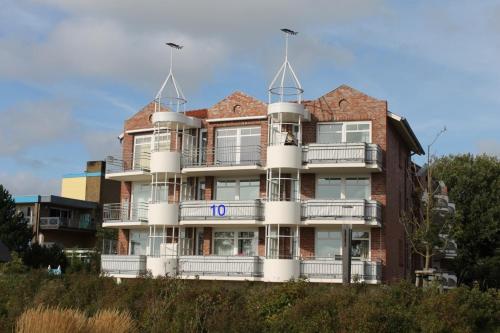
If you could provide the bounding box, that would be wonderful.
[264,29,306,282]
[147,42,196,276]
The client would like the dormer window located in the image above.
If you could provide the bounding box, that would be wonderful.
[317,121,371,144]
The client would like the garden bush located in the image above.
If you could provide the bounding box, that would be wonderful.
[0,271,498,333]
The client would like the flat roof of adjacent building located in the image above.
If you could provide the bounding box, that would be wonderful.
[13,195,98,209]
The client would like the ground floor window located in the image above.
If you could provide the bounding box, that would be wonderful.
[315,229,370,260]
[213,230,258,256]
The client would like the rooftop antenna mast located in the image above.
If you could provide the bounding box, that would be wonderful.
[268,28,303,104]
[155,42,187,113]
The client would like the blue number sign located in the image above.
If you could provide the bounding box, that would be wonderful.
[210,204,227,216]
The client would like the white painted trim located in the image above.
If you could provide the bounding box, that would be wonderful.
[315,174,372,200]
[207,115,267,123]
[211,228,259,256]
[126,127,156,134]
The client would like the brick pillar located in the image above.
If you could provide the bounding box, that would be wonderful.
[203,227,212,255]
[205,177,214,200]
[118,229,129,255]
[258,227,265,256]
[300,227,315,258]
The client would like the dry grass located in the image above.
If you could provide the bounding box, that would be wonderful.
[16,306,136,333]
[87,309,137,333]
[16,306,87,333]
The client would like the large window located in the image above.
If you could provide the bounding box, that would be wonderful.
[213,230,257,256]
[215,127,260,165]
[316,177,370,200]
[316,230,341,259]
[215,178,260,201]
[315,229,370,260]
[317,122,371,144]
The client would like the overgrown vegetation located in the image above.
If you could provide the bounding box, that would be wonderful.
[0,271,498,333]
[433,154,500,288]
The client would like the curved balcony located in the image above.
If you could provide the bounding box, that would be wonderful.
[148,202,179,225]
[264,201,301,225]
[302,143,382,172]
[105,152,151,181]
[150,150,181,174]
[266,145,302,169]
[102,202,149,228]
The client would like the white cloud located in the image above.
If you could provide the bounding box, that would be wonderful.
[0,0,387,92]
[0,172,60,196]
[0,100,77,155]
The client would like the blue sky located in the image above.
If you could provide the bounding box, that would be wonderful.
[0,0,499,195]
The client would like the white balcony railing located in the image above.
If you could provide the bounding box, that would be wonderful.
[302,143,382,166]
[103,202,149,223]
[178,256,263,277]
[101,255,147,276]
[180,200,264,221]
[182,145,262,168]
[301,200,382,224]
[105,152,150,174]
[300,259,381,282]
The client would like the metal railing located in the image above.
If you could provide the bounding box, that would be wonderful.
[302,143,382,166]
[101,255,147,276]
[105,152,151,174]
[300,259,381,281]
[178,256,263,277]
[301,200,382,223]
[182,145,262,167]
[180,200,264,220]
[103,202,149,222]
[39,217,95,230]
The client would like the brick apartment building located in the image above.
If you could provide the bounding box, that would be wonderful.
[101,83,424,283]
[100,35,423,283]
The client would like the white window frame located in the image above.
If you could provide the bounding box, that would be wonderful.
[315,175,371,200]
[214,177,260,201]
[212,228,259,256]
[315,228,371,261]
[316,121,372,144]
[215,126,260,164]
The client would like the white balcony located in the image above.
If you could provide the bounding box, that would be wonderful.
[182,145,265,176]
[178,256,263,280]
[179,200,264,225]
[300,260,381,283]
[101,255,147,278]
[302,143,382,172]
[105,153,151,181]
[301,200,382,226]
[102,202,149,228]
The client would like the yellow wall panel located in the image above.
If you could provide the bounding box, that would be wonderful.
[61,177,87,200]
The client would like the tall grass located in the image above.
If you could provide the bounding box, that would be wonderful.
[16,306,136,333]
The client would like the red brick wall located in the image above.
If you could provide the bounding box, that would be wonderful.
[203,227,212,255]
[118,229,129,255]
[301,174,315,200]
[300,227,315,258]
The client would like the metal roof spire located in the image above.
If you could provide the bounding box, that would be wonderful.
[268,28,303,103]
[155,42,187,113]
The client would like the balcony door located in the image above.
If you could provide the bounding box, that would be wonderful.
[215,127,260,165]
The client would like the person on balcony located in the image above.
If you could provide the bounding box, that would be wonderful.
[284,130,297,146]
